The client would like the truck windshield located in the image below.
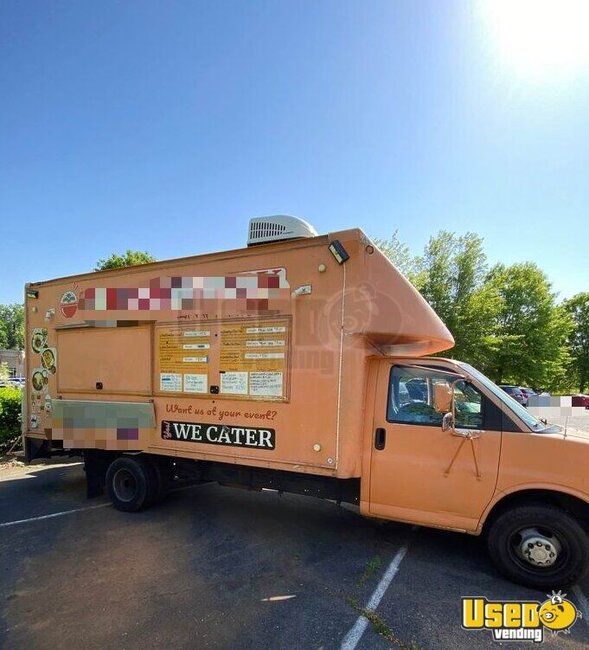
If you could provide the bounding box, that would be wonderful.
[457,362,553,433]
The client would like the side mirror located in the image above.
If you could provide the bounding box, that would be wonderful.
[433,381,453,413]
[441,411,454,432]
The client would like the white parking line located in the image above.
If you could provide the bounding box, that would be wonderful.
[573,585,589,627]
[0,503,110,528]
[340,544,409,650]
[0,479,207,530]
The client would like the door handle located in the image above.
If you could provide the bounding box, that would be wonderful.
[374,427,386,450]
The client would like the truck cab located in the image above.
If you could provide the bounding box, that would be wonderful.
[364,356,589,589]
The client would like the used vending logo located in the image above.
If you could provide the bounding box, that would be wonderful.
[162,420,275,449]
[462,591,581,642]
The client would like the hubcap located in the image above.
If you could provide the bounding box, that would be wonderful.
[515,528,561,567]
[112,468,137,502]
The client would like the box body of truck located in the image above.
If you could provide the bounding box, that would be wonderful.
[23,227,451,477]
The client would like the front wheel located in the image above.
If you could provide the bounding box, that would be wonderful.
[487,504,589,589]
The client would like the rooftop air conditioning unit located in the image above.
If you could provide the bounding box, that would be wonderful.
[247,215,319,246]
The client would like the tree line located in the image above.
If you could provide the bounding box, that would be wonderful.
[2,243,588,392]
[374,231,589,393]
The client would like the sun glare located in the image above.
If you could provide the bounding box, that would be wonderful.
[481,0,589,78]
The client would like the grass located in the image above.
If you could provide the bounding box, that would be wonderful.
[347,598,420,650]
[357,555,382,587]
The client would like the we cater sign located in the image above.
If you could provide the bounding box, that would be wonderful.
[162,420,275,450]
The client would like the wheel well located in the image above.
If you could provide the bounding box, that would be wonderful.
[484,489,589,532]
[83,450,174,498]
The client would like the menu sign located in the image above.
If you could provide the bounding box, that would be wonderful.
[156,319,290,400]
[158,329,210,393]
[220,321,288,400]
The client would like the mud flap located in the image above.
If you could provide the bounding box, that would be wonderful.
[84,449,113,498]
[24,437,52,463]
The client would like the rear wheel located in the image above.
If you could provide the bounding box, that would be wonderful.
[487,504,589,589]
[105,456,156,512]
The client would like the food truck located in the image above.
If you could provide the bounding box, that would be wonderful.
[23,216,589,589]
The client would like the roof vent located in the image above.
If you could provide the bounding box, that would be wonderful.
[247,215,319,246]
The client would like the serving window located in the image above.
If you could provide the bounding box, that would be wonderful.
[56,325,152,395]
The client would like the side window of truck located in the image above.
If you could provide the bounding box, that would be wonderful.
[387,367,444,426]
[453,380,484,429]
[387,367,484,429]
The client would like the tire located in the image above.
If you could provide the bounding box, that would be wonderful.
[105,456,156,512]
[487,504,589,589]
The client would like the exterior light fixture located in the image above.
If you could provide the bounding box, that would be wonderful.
[328,240,349,265]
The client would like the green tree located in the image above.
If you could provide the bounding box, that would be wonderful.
[485,263,572,390]
[414,231,501,367]
[373,230,424,286]
[375,230,575,388]
[563,292,589,392]
[95,250,156,271]
[0,304,25,350]
[376,230,503,365]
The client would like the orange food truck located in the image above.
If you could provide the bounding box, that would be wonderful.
[23,216,589,589]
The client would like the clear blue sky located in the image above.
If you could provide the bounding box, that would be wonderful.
[1,0,588,304]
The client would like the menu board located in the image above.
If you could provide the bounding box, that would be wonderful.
[156,319,290,401]
[158,329,211,393]
[220,321,288,400]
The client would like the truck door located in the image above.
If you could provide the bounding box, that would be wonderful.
[368,361,501,532]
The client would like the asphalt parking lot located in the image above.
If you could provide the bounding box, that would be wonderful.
[1,458,589,650]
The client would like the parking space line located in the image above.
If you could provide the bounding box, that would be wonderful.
[340,544,409,650]
[0,503,110,528]
[0,480,208,530]
[573,586,589,627]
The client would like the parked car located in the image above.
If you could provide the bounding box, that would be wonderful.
[499,384,527,406]
[572,394,589,409]
[519,387,536,404]
[1,377,25,389]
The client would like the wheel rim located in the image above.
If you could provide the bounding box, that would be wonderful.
[112,467,138,502]
[506,525,568,573]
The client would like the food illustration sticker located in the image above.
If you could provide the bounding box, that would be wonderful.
[41,348,57,374]
[32,368,46,392]
[29,325,57,413]
[31,328,48,353]
[60,290,78,318]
